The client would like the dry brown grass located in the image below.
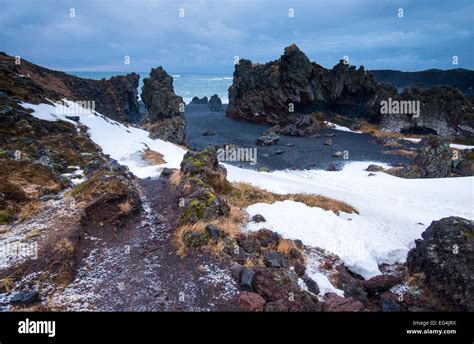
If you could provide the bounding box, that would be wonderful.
[174,206,247,257]
[53,238,75,255]
[382,149,417,158]
[276,239,298,255]
[169,171,182,187]
[25,227,42,241]
[142,149,166,165]
[226,182,358,215]
[19,201,41,221]
[118,200,133,214]
[0,276,14,293]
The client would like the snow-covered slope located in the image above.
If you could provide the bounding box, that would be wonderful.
[20,100,474,279]
[20,100,186,178]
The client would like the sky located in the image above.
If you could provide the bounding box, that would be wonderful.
[0,0,473,73]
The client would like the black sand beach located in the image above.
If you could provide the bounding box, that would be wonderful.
[185,104,411,171]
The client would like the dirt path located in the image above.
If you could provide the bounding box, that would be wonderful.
[53,177,240,311]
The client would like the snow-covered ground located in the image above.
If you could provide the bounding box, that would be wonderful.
[402,137,474,150]
[20,100,474,279]
[20,99,186,178]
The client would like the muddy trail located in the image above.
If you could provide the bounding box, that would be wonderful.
[54,177,240,311]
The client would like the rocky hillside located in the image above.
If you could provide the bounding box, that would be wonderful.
[226,44,474,141]
[0,52,141,124]
[371,69,474,98]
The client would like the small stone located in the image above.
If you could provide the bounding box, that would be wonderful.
[302,276,320,295]
[38,195,52,202]
[333,151,343,158]
[239,268,255,292]
[251,214,266,223]
[264,251,283,268]
[274,149,285,155]
[323,139,333,146]
[160,167,174,177]
[368,173,376,177]
[366,164,384,172]
[202,130,216,136]
[10,290,40,306]
[205,224,222,242]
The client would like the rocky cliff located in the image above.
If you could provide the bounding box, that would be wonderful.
[141,67,186,145]
[0,52,141,124]
[226,45,474,140]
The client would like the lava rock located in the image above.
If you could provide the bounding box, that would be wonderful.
[323,139,333,146]
[251,214,266,223]
[205,224,223,242]
[240,268,255,292]
[407,216,474,311]
[366,164,384,172]
[264,251,284,268]
[255,134,280,146]
[183,232,209,248]
[10,290,40,306]
[239,291,265,311]
[362,275,402,296]
[322,293,366,312]
[208,94,223,112]
[302,276,320,295]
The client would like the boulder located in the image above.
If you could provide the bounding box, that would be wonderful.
[407,217,474,311]
[208,94,223,112]
[397,136,451,178]
[239,268,255,292]
[255,134,280,146]
[362,275,402,296]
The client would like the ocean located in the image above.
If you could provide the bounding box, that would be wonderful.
[70,72,233,104]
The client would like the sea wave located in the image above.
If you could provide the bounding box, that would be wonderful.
[199,77,233,81]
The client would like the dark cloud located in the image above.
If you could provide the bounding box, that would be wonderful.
[0,0,472,72]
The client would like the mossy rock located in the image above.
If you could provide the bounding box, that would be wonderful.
[0,209,14,224]
[183,231,209,248]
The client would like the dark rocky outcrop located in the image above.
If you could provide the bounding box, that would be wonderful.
[141,67,186,145]
[380,85,474,139]
[0,52,141,124]
[397,136,451,178]
[226,45,474,140]
[226,44,391,126]
[190,96,208,104]
[177,147,230,224]
[208,94,223,112]
[407,217,474,311]
[395,135,473,178]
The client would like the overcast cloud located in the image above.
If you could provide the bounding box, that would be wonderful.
[0,0,472,72]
